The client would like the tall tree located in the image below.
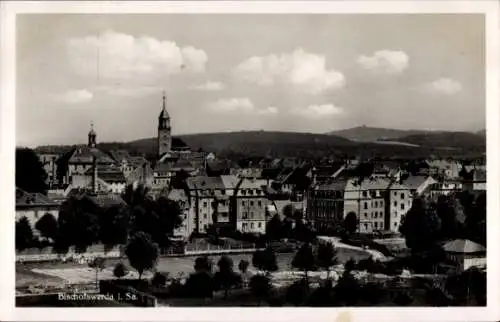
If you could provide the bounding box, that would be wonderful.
[194,256,213,273]
[344,212,358,235]
[88,257,106,290]
[238,259,250,287]
[16,148,48,194]
[249,274,272,306]
[292,243,316,285]
[316,242,338,280]
[399,197,442,253]
[125,232,159,279]
[214,255,237,299]
[113,262,129,279]
[266,214,282,241]
[35,213,58,241]
[16,217,34,251]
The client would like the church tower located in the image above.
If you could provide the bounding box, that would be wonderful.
[157,91,172,157]
[88,122,97,148]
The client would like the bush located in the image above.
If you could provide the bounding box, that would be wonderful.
[113,262,129,279]
[184,271,214,298]
[151,272,168,287]
[249,274,272,304]
[285,279,310,306]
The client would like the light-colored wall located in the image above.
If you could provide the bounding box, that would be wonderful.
[388,189,412,232]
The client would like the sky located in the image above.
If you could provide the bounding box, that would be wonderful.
[16,14,485,147]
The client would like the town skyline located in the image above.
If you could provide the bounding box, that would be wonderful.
[17,14,485,147]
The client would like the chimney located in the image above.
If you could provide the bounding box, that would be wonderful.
[92,156,98,194]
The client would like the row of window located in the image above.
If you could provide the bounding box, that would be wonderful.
[241,200,263,207]
[242,222,263,230]
[240,189,263,196]
[363,200,384,209]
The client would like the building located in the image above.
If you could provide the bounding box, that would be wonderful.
[16,187,60,236]
[386,182,413,233]
[442,239,486,272]
[426,159,462,179]
[58,124,116,185]
[430,179,463,198]
[402,175,437,196]
[157,91,172,158]
[343,177,391,233]
[232,177,268,234]
[306,181,346,233]
[37,152,59,187]
[167,188,193,239]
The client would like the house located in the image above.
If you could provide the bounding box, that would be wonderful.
[186,176,229,234]
[426,159,462,179]
[442,239,486,272]
[16,188,60,235]
[37,152,59,187]
[386,182,413,233]
[306,180,346,234]
[430,179,463,198]
[402,175,437,196]
[232,177,268,234]
[343,177,391,233]
[167,188,193,239]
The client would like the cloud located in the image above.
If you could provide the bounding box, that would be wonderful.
[206,98,254,113]
[257,106,279,115]
[192,81,226,91]
[234,48,345,94]
[292,104,343,118]
[95,85,162,98]
[67,30,208,79]
[52,89,93,104]
[423,78,463,95]
[357,50,409,74]
[206,98,279,115]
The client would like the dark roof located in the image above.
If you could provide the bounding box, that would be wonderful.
[186,176,225,190]
[315,180,347,191]
[402,175,431,190]
[68,146,115,164]
[85,193,126,208]
[98,171,127,183]
[442,239,486,253]
[16,188,58,207]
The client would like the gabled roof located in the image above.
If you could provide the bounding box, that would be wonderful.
[186,176,225,191]
[442,239,486,253]
[220,175,239,190]
[315,180,347,191]
[16,188,58,207]
[402,175,434,190]
[68,146,115,164]
[167,188,188,201]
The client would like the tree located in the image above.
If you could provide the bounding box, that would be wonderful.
[393,291,414,306]
[294,219,315,243]
[113,262,129,279]
[344,212,358,235]
[125,232,159,279]
[399,197,442,253]
[335,267,361,306]
[99,205,130,248]
[266,214,282,241]
[436,196,462,239]
[155,197,183,247]
[282,204,294,219]
[151,272,168,287]
[16,148,48,194]
[214,255,237,299]
[88,257,106,290]
[194,256,213,273]
[286,279,309,306]
[16,217,34,251]
[317,242,338,280]
[238,259,250,286]
[292,243,316,285]
[35,213,58,241]
[249,274,272,306]
[252,248,278,273]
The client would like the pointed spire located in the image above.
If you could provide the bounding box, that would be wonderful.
[162,90,166,112]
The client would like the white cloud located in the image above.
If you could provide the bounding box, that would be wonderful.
[206,98,254,113]
[192,81,226,91]
[423,78,463,95]
[95,85,162,98]
[257,106,279,115]
[292,104,343,118]
[357,50,409,74]
[52,89,93,104]
[234,48,345,94]
[206,98,279,116]
[67,30,208,79]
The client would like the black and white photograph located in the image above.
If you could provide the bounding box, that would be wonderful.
[1,1,499,321]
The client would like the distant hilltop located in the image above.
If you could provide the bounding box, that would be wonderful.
[33,129,486,161]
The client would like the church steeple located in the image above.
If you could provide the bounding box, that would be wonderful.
[88,122,97,148]
[157,90,172,157]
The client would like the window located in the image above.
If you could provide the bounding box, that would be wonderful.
[258,201,262,207]
[258,222,262,228]
[251,223,254,228]
[250,201,254,206]
[374,201,378,207]
[374,222,378,229]
[243,212,248,219]
[364,212,368,218]
[401,203,405,210]
[204,224,208,230]
[203,214,207,219]
[203,201,208,208]
[394,201,397,207]
[362,191,367,197]
[394,192,397,196]
[242,201,245,206]
[380,200,383,207]
[221,189,226,195]
[401,193,405,199]
[250,212,254,218]
[364,223,368,230]
[364,202,368,209]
